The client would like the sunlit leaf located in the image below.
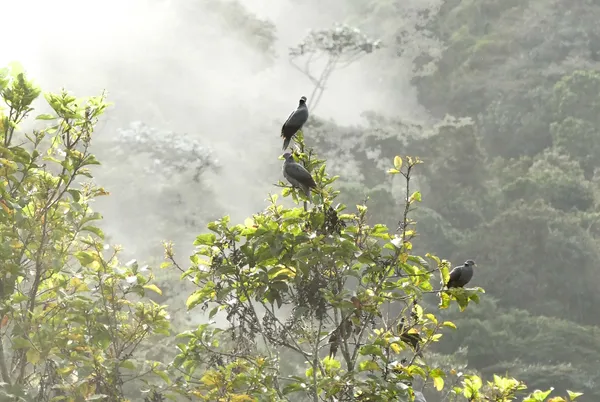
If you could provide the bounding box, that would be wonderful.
[394,156,403,170]
[143,284,162,295]
[26,348,40,364]
[359,360,380,372]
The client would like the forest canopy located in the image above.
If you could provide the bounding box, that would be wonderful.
[0,61,583,402]
[1,0,599,400]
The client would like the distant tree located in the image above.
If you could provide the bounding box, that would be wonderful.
[101,121,222,255]
[183,0,277,63]
[289,23,381,112]
[438,298,600,400]
[163,135,578,402]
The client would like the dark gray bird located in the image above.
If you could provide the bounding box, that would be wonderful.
[282,152,317,197]
[398,317,423,358]
[446,259,476,288]
[281,96,309,150]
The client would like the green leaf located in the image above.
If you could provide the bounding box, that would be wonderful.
[67,189,81,202]
[82,154,101,166]
[154,369,171,384]
[359,344,383,357]
[283,382,305,395]
[120,360,136,370]
[74,251,96,267]
[433,376,444,391]
[12,292,28,303]
[567,390,583,400]
[143,284,162,295]
[194,233,216,246]
[442,321,456,329]
[11,337,30,349]
[186,290,203,310]
[322,356,341,373]
[394,155,403,170]
[359,360,380,372]
[209,306,220,319]
[36,114,56,120]
[26,348,40,364]
[410,191,422,202]
[81,226,105,239]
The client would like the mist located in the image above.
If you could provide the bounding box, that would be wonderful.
[2,0,425,257]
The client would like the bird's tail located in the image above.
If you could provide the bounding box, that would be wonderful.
[282,137,291,151]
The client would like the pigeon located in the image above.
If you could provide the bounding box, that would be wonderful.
[446,259,476,288]
[281,96,309,150]
[398,317,423,357]
[282,152,317,197]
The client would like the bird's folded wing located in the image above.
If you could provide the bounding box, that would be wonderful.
[282,110,296,130]
[448,267,462,282]
[288,109,308,127]
[287,164,314,182]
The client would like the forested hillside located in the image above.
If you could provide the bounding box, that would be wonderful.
[0,0,598,400]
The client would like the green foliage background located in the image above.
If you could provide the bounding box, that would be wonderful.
[1,0,600,400]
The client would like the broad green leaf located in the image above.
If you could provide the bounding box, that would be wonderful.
[186,290,203,310]
[74,251,97,267]
[81,225,104,239]
[26,348,40,364]
[143,284,162,295]
[567,390,583,400]
[12,292,28,303]
[282,382,305,395]
[359,360,380,372]
[394,156,403,170]
[120,360,136,370]
[194,233,216,246]
[154,369,171,384]
[433,376,444,391]
[410,191,422,202]
[323,356,341,373]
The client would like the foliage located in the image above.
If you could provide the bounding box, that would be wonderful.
[0,64,171,401]
[114,121,220,183]
[164,130,574,401]
[349,1,600,400]
[439,298,600,400]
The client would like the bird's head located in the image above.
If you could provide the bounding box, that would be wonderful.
[282,152,294,161]
[465,259,476,268]
[299,96,307,104]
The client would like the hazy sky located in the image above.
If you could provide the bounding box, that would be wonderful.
[1,0,426,257]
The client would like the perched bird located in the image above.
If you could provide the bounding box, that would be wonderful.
[398,317,423,358]
[282,152,317,197]
[446,259,476,288]
[281,96,309,150]
[328,318,352,358]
